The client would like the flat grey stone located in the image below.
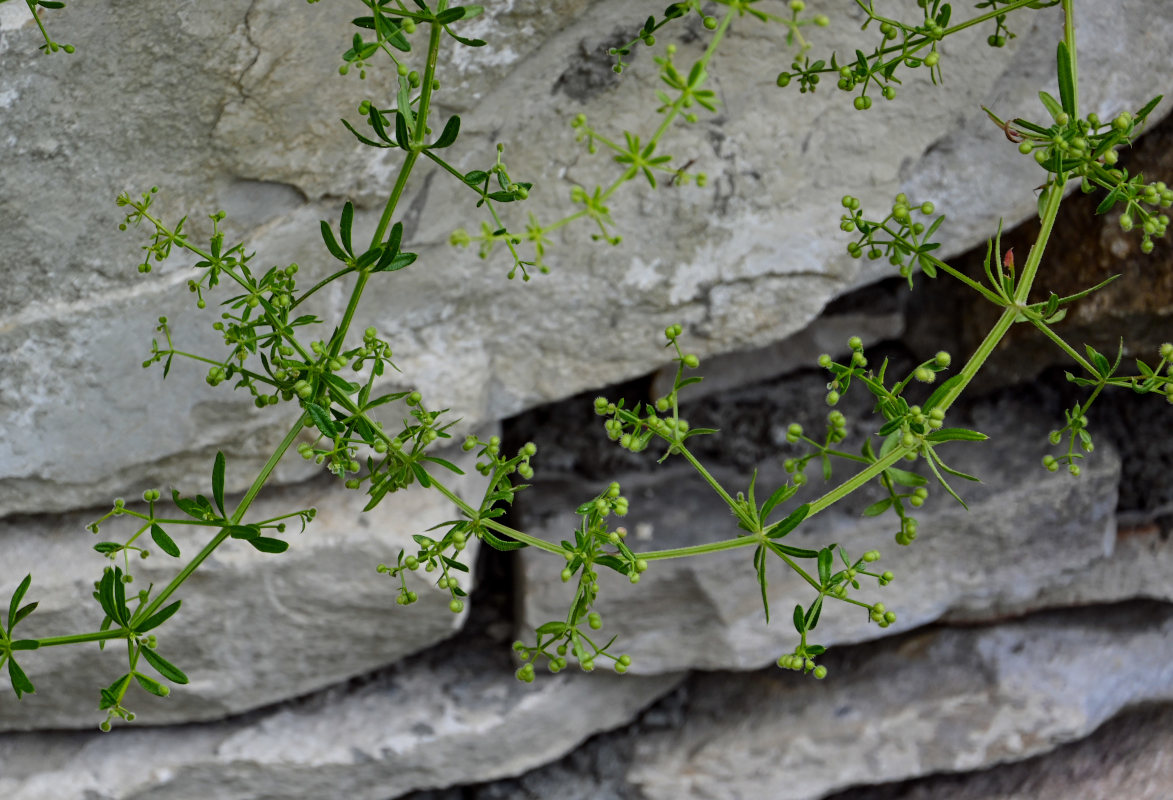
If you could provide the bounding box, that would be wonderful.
[627,602,1173,800]
[0,446,483,731]
[3,2,1171,515]
[0,639,682,800]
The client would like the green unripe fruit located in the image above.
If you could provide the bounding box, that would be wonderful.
[588,612,603,630]
[924,51,940,67]
[703,16,718,30]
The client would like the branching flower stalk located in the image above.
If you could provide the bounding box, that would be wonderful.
[2,0,1171,726]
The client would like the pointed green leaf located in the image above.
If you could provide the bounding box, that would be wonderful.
[925,427,988,443]
[134,671,171,698]
[792,603,805,634]
[304,401,339,437]
[862,498,893,517]
[1038,90,1064,121]
[8,574,31,632]
[139,647,189,685]
[150,524,180,558]
[770,543,820,559]
[320,220,348,262]
[136,600,181,633]
[480,528,527,551]
[817,548,833,584]
[764,503,810,539]
[432,115,461,148]
[8,657,35,699]
[760,483,797,521]
[212,451,226,516]
[339,201,355,255]
[1056,42,1076,117]
[248,537,289,554]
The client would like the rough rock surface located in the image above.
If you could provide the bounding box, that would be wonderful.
[401,602,1173,800]
[626,602,1173,800]
[4,2,1173,515]
[0,447,483,731]
[0,586,683,800]
[823,702,1173,800]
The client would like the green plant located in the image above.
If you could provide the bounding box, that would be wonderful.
[2,0,1170,730]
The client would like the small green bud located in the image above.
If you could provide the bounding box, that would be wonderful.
[703,16,718,30]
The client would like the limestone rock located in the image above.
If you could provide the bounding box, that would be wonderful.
[822,702,1173,800]
[4,2,1173,515]
[0,638,682,800]
[0,448,483,731]
[626,602,1173,800]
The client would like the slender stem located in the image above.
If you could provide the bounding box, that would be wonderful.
[129,415,309,627]
[1063,1,1079,120]
[328,268,371,359]
[33,630,126,648]
[1030,318,1099,376]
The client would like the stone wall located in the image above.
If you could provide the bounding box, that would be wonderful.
[1,1,1172,798]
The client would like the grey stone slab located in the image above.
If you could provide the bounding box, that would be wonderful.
[0,639,683,800]
[0,446,483,731]
[626,602,1173,800]
[4,1,1171,515]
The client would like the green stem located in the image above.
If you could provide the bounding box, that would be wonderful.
[1029,318,1099,376]
[33,629,127,648]
[129,415,308,627]
[1063,1,1079,120]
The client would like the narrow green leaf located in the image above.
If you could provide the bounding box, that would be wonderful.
[421,456,465,475]
[136,600,181,633]
[432,115,460,148]
[394,111,410,149]
[760,483,797,521]
[373,252,417,272]
[8,574,31,632]
[150,524,180,558]
[884,467,927,488]
[805,597,823,631]
[765,503,810,539]
[1136,94,1163,121]
[212,451,226,517]
[304,401,339,437]
[1056,42,1076,117]
[770,543,819,559]
[8,658,35,699]
[817,548,832,584]
[139,647,189,684]
[862,498,893,517]
[320,220,347,262]
[923,374,963,412]
[339,201,355,255]
[792,604,805,634]
[9,639,39,651]
[134,671,170,698]
[535,621,567,636]
[925,427,989,443]
[1038,90,1064,121]
[227,524,261,540]
[480,528,527,551]
[248,537,289,554]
